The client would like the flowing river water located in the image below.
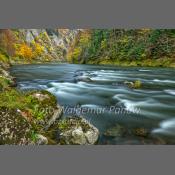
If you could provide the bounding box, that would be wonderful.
[11,64,175,144]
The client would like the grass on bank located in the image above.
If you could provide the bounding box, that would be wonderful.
[0,89,57,121]
[0,89,42,119]
[88,57,175,68]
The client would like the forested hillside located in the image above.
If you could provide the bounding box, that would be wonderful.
[67,29,175,67]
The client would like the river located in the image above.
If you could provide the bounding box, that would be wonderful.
[10,63,175,144]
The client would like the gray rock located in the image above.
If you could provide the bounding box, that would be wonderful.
[71,127,87,144]
[124,81,134,87]
[85,130,99,144]
[75,76,92,82]
[58,117,99,145]
[35,134,48,145]
[31,93,50,101]
[19,29,80,61]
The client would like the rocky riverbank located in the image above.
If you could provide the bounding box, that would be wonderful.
[0,63,99,145]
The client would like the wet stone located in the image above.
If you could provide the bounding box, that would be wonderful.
[132,128,150,137]
[104,124,127,137]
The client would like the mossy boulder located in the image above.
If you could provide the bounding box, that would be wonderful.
[0,89,63,145]
[124,80,142,89]
[27,90,63,129]
[57,117,99,145]
[0,106,50,145]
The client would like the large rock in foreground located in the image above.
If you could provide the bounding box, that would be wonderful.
[0,107,33,145]
[28,90,63,129]
[58,117,99,145]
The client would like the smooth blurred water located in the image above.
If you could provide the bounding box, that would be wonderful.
[11,64,175,144]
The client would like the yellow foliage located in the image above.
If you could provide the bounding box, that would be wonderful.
[15,42,44,59]
[79,32,91,45]
[0,53,8,63]
[119,36,130,44]
[67,47,82,62]
[33,43,44,56]
[67,30,91,62]
[133,80,142,88]
[44,54,52,62]
[138,29,151,35]
[72,47,82,59]
[67,52,72,62]
[15,43,33,59]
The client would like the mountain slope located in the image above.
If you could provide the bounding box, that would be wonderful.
[0,29,79,64]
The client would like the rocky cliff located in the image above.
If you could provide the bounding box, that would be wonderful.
[0,29,80,64]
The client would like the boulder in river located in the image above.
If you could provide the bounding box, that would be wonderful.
[57,117,99,145]
[124,80,142,89]
[74,76,92,82]
[132,127,150,137]
[124,81,134,87]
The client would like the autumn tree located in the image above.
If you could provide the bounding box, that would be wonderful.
[15,43,33,59]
